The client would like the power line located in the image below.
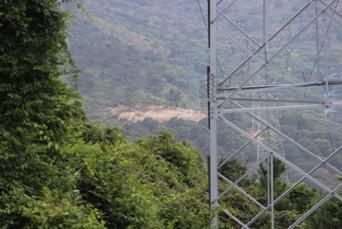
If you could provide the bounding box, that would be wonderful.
[195,0,208,31]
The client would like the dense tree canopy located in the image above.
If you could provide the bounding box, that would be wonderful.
[0,2,210,228]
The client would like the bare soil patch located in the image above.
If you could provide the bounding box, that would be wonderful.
[111,104,206,123]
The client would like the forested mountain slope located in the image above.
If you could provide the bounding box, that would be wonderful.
[66,0,342,119]
[66,0,208,120]
[65,0,342,189]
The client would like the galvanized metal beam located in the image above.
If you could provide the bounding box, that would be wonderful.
[209,1,219,228]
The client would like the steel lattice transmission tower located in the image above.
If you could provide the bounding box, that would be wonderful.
[207,0,342,228]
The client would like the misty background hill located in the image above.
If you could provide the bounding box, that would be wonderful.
[66,0,208,120]
[65,0,342,184]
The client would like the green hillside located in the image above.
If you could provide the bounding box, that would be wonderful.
[66,0,342,121]
[66,0,208,120]
[64,0,342,180]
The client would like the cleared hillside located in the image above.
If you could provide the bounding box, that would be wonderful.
[111,104,206,123]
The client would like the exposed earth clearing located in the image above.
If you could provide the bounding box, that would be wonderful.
[111,104,206,123]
